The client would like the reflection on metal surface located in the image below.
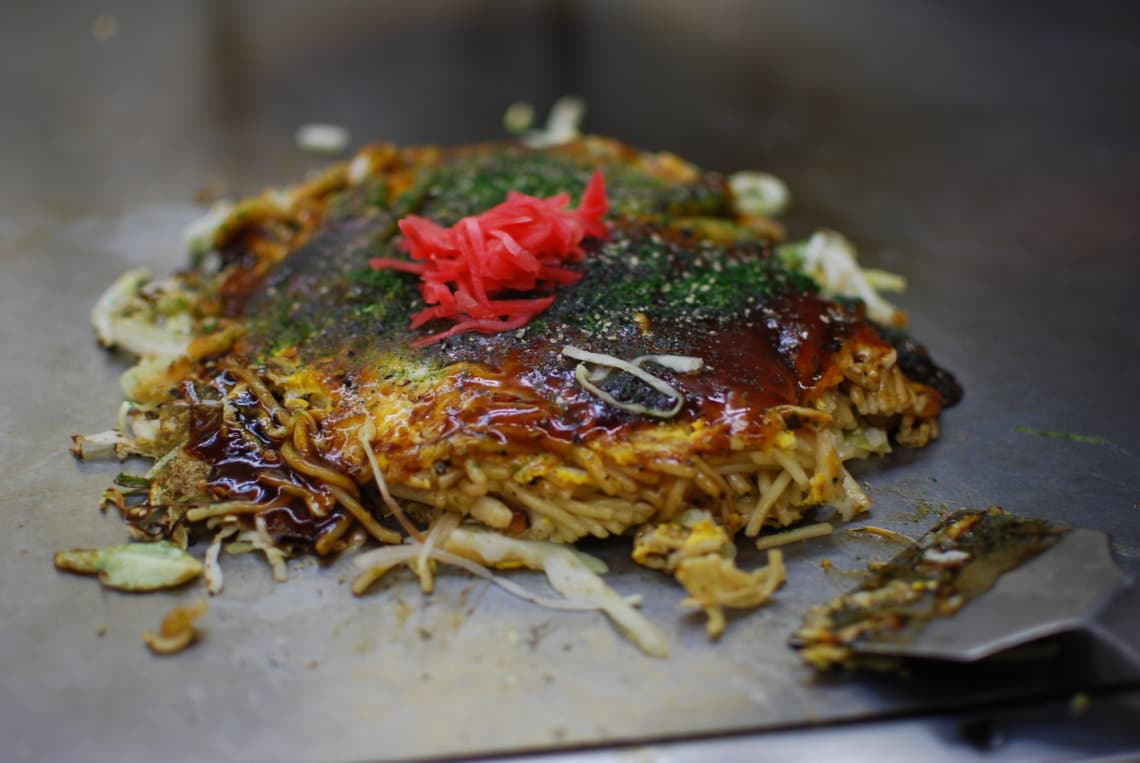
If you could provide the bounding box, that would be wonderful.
[493,688,1140,763]
[3,1,1140,761]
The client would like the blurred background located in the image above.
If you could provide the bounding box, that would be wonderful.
[7,1,1138,237]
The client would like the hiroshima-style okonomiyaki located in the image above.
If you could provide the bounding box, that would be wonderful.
[72,134,960,654]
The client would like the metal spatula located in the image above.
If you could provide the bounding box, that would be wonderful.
[790,507,1140,671]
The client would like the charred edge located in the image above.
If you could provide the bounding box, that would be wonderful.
[878,326,963,407]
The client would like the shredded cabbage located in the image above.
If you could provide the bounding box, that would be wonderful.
[295,123,350,154]
[519,95,586,148]
[353,526,669,657]
[563,345,697,419]
[729,171,789,218]
[779,230,905,326]
[182,201,234,257]
[91,269,194,359]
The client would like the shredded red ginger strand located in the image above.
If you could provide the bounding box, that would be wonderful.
[370,169,610,346]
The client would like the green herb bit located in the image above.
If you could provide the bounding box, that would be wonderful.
[1013,426,1104,445]
[114,473,153,489]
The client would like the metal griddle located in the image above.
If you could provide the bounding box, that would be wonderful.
[2,2,1139,760]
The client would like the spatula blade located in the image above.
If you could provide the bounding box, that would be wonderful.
[791,508,1140,672]
[854,528,1125,661]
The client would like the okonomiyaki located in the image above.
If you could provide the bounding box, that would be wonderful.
[70,135,961,654]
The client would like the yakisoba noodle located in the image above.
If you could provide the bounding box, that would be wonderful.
[72,135,960,655]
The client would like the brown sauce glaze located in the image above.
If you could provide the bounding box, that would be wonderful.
[182,373,343,546]
[260,504,343,546]
[417,289,872,448]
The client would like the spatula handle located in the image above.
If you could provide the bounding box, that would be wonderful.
[1091,578,1140,678]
